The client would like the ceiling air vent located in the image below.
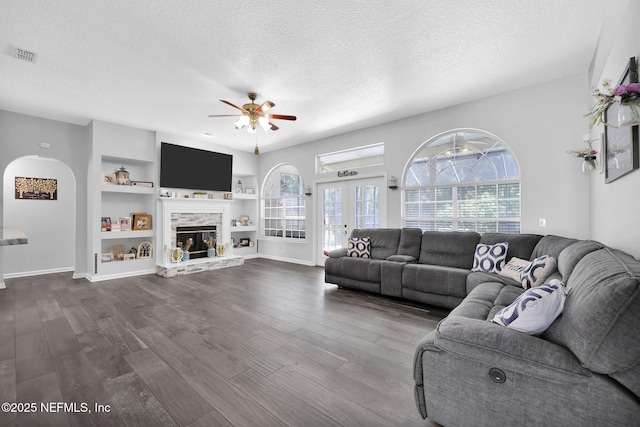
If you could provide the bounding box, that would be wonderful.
[14,47,38,63]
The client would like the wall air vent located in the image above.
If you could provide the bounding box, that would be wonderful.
[14,47,38,63]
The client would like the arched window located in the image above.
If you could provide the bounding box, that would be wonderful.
[262,164,306,239]
[403,129,520,234]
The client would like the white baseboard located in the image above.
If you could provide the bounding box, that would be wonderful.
[256,254,316,266]
[4,266,75,279]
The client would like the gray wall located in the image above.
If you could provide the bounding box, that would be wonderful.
[3,156,75,275]
[259,73,592,264]
[0,110,89,277]
[588,0,640,258]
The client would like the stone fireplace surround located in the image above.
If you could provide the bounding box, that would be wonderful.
[156,198,243,277]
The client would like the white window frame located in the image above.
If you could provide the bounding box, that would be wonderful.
[261,164,306,240]
[402,129,521,234]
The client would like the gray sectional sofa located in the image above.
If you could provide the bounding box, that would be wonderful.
[324,228,640,426]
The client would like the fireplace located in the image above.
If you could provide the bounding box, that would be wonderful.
[157,198,243,277]
[176,225,216,259]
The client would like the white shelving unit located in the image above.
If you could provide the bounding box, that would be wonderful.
[230,175,259,257]
[88,121,157,281]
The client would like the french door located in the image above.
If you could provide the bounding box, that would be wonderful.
[317,176,386,266]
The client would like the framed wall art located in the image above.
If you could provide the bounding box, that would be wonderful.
[15,177,58,200]
[604,57,640,183]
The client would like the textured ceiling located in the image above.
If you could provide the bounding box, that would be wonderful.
[0,1,621,153]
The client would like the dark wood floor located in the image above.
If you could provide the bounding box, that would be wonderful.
[0,258,447,427]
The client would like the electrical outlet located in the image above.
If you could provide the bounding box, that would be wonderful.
[538,218,547,228]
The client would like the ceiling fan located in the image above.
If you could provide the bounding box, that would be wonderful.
[208,92,297,133]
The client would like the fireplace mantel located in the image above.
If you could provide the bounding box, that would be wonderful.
[156,197,243,276]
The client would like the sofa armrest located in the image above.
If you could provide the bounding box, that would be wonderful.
[386,254,417,263]
[435,316,590,379]
[326,248,347,258]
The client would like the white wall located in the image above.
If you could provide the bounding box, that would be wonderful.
[3,157,75,275]
[0,110,89,277]
[588,0,640,258]
[260,74,591,264]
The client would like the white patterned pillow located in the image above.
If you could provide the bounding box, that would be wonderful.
[347,237,371,258]
[490,280,568,335]
[520,255,558,289]
[472,242,509,274]
[499,257,529,281]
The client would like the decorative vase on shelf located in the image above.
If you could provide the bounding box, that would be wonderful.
[182,250,190,261]
[207,248,216,257]
[235,180,244,193]
[582,155,598,172]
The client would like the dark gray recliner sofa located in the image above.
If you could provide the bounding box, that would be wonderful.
[325,228,543,309]
[324,229,640,425]
[413,238,640,426]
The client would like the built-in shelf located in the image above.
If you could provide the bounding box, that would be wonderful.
[232,192,257,200]
[102,184,155,194]
[100,230,155,240]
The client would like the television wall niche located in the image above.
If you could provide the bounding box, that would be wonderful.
[160,142,233,192]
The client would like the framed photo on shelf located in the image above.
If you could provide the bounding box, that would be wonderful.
[240,238,251,246]
[245,188,255,194]
[123,253,136,261]
[118,217,131,231]
[101,253,114,263]
[137,241,153,258]
[101,173,116,185]
[604,57,640,183]
[131,213,152,230]
[109,244,124,258]
[101,217,112,232]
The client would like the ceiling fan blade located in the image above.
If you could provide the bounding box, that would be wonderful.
[268,114,297,121]
[255,100,275,114]
[269,123,279,131]
[207,114,242,117]
[219,99,248,112]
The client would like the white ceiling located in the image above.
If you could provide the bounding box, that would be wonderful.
[0,1,620,153]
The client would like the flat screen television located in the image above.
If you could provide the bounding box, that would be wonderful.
[160,142,233,192]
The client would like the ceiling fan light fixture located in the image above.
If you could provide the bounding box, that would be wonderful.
[258,116,271,130]
[234,115,250,129]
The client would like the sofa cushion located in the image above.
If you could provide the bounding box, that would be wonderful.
[347,237,371,258]
[403,264,470,300]
[350,228,400,260]
[386,254,416,263]
[472,242,509,274]
[531,234,579,260]
[520,255,557,289]
[557,240,603,280]
[543,248,640,376]
[466,271,521,295]
[480,232,543,262]
[418,231,480,268]
[398,228,422,259]
[491,280,568,335]
[339,257,383,283]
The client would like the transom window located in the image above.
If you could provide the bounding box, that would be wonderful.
[317,143,384,173]
[262,164,306,239]
[403,129,520,233]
